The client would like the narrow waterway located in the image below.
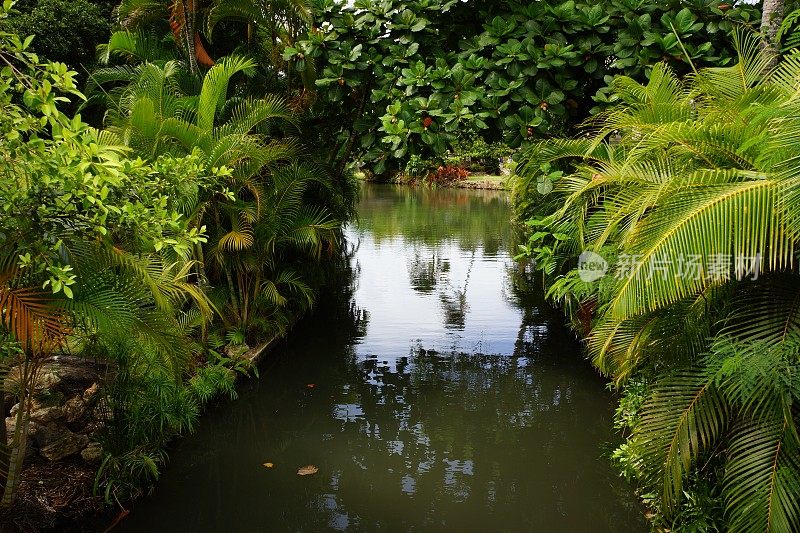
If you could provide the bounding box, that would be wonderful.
[119,184,644,531]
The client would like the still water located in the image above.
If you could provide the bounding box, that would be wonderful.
[119,184,644,532]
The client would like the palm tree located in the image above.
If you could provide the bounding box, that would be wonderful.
[116,0,214,72]
[89,55,339,334]
[113,0,312,76]
[762,0,786,62]
[0,256,69,506]
[514,33,800,530]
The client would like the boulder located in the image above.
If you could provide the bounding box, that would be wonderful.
[40,431,89,461]
[5,417,40,464]
[4,367,61,395]
[82,382,100,403]
[36,369,63,391]
[40,357,104,393]
[30,422,68,449]
[29,405,65,424]
[80,442,103,464]
[63,395,86,423]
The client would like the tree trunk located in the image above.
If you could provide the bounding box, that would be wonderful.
[182,0,199,75]
[0,396,8,492]
[0,361,32,508]
[761,0,785,68]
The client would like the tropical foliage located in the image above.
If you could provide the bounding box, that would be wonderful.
[513,33,800,530]
[0,0,350,510]
[2,0,796,527]
[293,0,761,177]
[0,12,229,505]
[87,54,344,335]
[0,0,113,67]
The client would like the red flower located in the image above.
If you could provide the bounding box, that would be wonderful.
[422,116,433,129]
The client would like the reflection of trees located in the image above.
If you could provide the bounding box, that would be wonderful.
[328,237,370,340]
[438,250,474,330]
[120,184,642,533]
[407,250,448,294]
[320,337,634,530]
[356,184,512,253]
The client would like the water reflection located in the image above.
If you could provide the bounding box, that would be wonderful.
[118,184,643,532]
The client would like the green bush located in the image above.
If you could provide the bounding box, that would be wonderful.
[1,0,110,67]
[444,135,513,174]
[298,0,761,177]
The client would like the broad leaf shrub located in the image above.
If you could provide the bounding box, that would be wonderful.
[295,0,760,177]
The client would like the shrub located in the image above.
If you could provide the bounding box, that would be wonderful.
[444,135,514,174]
[1,0,110,67]
[403,154,431,181]
[428,165,469,185]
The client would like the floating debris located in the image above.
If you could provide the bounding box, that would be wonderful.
[297,465,319,476]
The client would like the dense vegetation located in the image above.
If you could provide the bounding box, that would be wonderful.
[3,0,800,529]
[514,31,800,531]
[0,0,353,513]
[295,0,761,178]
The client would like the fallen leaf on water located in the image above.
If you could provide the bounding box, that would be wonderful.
[262,462,274,468]
[297,465,319,476]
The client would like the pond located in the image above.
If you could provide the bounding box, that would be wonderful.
[119,184,644,532]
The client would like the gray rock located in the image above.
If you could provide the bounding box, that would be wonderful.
[5,417,40,465]
[80,442,103,464]
[37,370,62,391]
[31,422,70,449]
[40,356,106,392]
[4,367,61,395]
[5,415,19,444]
[40,431,89,461]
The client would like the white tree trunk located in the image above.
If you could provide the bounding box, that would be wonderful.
[761,0,785,66]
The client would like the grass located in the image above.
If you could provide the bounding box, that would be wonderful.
[466,173,506,184]
[353,169,508,188]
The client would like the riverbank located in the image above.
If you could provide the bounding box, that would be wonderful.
[355,172,508,190]
[455,173,508,190]
[0,325,298,532]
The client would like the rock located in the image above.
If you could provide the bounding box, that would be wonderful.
[40,431,88,461]
[83,383,100,403]
[37,370,63,391]
[5,415,19,444]
[63,395,86,423]
[31,422,67,449]
[4,367,61,395]
[40,356,106,390]
[29,405,64,424]
[81,442,103,464]
[6,417,40,465]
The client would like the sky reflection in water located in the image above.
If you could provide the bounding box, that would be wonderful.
[118,184,644,532]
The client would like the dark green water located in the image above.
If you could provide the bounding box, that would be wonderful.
[119,184,644,532]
